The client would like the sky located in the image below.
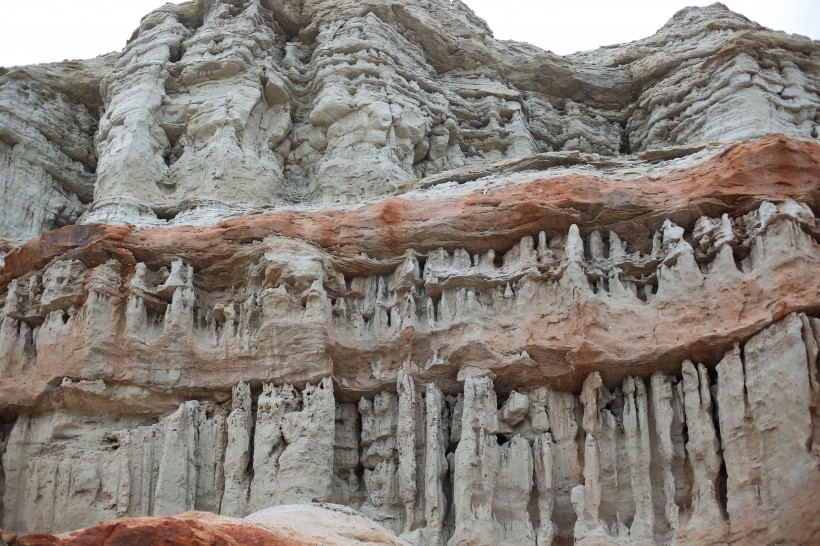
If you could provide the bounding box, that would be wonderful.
[0,0,818,67]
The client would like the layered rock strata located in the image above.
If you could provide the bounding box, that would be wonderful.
[1,140,818,406]
[1,0,817,237]
[0,0,818,544]
[1,313,817,544]
[0,140,818,543]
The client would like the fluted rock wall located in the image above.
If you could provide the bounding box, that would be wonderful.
[2,312,817,545]
[0,153,818,542]
[0,0,819,544]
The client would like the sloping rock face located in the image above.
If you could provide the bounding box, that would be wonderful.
[0,1,818,545]
[5,504,411,545]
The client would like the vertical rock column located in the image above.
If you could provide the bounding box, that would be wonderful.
[449,375,500,546]
[360,391,404,532]
[248,383,296,512]
[397,370,418,533]
[623,377,655,538]
[332,403,361,507]
[424,384,449,546]
[118,422,160,519]
[448,374,537,545]
[715,345,756,523]
[495,436,535,545]
[248,378,335,512]
[681,361,723,528]
[572,372,606,541]
[276,378,335,503]
[194,403,228,513]
[2,415,35,532]
[743,314,817,502]
[163,261,195,337]
[220,382,253,517]
[799,314,820,459]
[154,401,201,516]
[533,433,557,546]
[496,390,536,545]
[650,372,680,533]
[717,313,819,530]
[542,388,582,539]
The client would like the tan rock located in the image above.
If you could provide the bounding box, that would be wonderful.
[0,1,818,543]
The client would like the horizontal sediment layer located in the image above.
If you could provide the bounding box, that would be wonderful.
[0,135,818,413]
[3,135,818,282]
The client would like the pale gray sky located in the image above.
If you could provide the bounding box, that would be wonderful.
[0,0,818,67]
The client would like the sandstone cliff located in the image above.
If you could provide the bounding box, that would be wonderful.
[0,1,818,545]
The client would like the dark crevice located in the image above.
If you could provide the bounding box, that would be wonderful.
[162,125,185,168]
[168,44,182,64]
[709,367,729,520]
[416,257,427,277]
[739,343,751,411]
[680,422,690,456]
[619,120,632,155]
[430,294,442,322]
[154,208,180,221]
[588,278,599,294]
[716,457,729,520]
[246,398,258,482]
[731,244,750,273]
[354,405,366,503]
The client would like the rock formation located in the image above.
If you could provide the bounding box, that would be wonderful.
[3,504,413,545]
[0,1,818,544]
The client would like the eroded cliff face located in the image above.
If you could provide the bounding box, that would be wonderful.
[2,0,818,238]
[0,0,818,544]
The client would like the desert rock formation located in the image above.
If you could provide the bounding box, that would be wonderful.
[0,1,818,545]
[4,504,412,545]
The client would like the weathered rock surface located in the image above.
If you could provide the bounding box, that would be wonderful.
[0,151,817,406]
[1,0,817,233]
[0,0,818,544]
[5,504,411,545]
[1,314,817,544]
